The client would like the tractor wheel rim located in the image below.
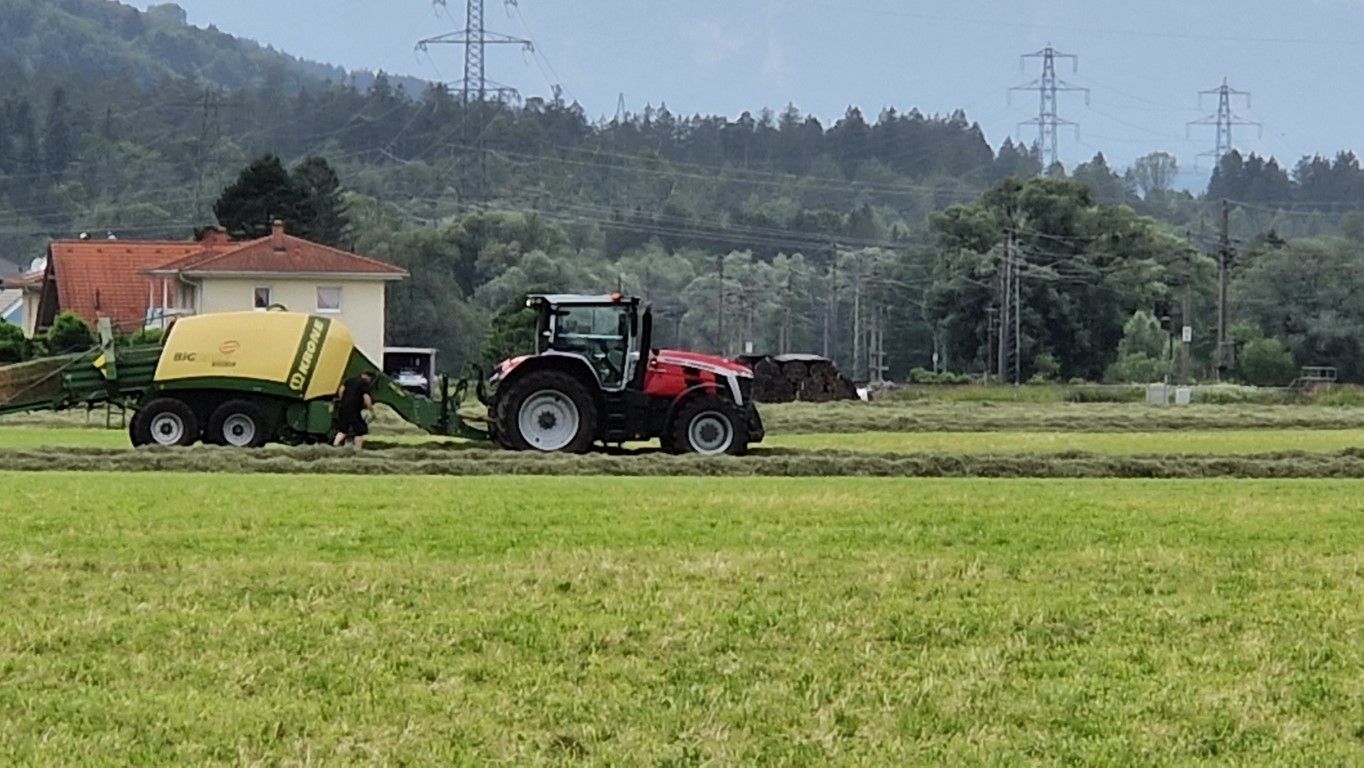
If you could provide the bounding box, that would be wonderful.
[149,412,185,445]
[688,411,734,455]
[518,390,580,451]
[222,414,257,447]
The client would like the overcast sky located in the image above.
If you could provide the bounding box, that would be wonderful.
[130,1,1364,184]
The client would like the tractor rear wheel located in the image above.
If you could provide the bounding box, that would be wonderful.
[671,397,749,456]
[206,399,269,448]
[132,397,199,447]
[497,370,598,453]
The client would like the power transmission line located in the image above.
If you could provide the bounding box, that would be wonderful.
[1009,45,1089,169]
[1187,78,1260,166]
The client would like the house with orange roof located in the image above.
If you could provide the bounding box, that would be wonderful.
[2,269,45,337]
[5,222,408,360]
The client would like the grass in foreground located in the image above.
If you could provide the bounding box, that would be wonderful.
[1,474,1362,764]
[769,428,1364,455]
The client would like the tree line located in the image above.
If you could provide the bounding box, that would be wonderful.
[5,0,1364,382]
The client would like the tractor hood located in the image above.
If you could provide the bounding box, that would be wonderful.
[653,349,754,378]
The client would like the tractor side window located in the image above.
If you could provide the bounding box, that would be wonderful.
[554,306,629,387]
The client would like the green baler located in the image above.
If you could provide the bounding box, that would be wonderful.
[0,312,486,447]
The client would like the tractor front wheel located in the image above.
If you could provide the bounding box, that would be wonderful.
[671,398,749,457]
[132,398,199,447]
[497,370,598,453]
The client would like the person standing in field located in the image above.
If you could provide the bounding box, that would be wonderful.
[333,370,377,449]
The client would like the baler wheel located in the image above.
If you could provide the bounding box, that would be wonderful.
[206,399,269,448]
[127,408,146,447]
[132,398,199,447]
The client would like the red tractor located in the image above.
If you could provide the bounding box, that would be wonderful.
[482,294,764,455]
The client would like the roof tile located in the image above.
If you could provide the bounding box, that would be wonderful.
[48,241,214,332]
[152,234,407,277]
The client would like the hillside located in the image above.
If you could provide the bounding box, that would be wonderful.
[0,0,422,93]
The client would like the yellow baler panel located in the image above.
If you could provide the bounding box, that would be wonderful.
[154,311,357,400]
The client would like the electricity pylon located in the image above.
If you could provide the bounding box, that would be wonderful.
[1187,78,1260,166]
[1009,45,1089,170]
[417,0,533,105]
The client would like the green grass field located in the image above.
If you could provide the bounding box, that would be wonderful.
[2,473,1363,764]
[769,428,1364,455]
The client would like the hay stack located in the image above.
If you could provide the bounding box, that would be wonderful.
[739,354,858,404]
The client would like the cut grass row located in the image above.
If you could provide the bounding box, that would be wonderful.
[8,443,1364,478]
[767,429,1364,455]
[1,474,1362,764]
[14,400,1364,438]
[765,401,1364,433]
[5,423,1364,458]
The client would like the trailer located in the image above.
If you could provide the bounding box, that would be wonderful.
[0,311,485,447]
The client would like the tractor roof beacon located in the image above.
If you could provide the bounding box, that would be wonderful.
[483,293,764,456]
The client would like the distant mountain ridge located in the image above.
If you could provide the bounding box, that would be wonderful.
[0,0,428,94]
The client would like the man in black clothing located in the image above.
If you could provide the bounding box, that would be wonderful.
[333,371,377,449]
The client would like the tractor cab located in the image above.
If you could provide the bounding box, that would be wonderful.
[529,293,651,390]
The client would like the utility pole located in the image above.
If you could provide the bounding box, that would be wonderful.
[1180,237,1195,385]
[823,264,836,359]
[1010,45,1089,170]
[986,306,997,385]
[1187,78,1259,167]
[852,255,864,380]
[997,237,1011,382]
[868,304,888,384]
[1216,200,1234,377]
[715,252,726,355]
[780,268,793,354]
[1013,244,1022,388]
[740,288,756,355]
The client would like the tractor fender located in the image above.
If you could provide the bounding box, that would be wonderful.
[490,353,602,402]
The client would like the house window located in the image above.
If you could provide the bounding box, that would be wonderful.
[316,286,342,313]
[253,287,272,310]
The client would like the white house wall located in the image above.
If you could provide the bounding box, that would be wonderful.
[197,278,388,361]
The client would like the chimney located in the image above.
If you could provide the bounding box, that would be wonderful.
[198,226,230,247]
[271,219,286,252]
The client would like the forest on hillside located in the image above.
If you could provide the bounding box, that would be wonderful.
[4,0,1364,383]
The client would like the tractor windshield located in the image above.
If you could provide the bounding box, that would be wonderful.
[551,304,632,387]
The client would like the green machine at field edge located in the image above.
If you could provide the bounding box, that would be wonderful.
[0,312,487,448]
